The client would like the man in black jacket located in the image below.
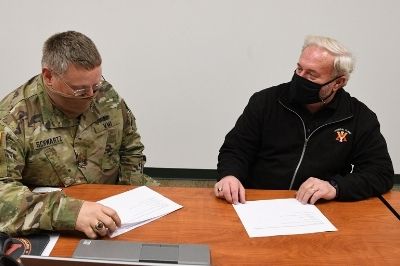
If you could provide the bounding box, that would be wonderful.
[215,35,394,205]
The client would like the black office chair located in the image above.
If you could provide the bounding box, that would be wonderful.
[0,232,22,266]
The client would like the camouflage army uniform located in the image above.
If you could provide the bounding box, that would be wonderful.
[0,75,156,235]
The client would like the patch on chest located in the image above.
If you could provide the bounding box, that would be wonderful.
[102,120,113,129]
[334,128,352,143]
[96,115,113,129]
[34,136,63,150]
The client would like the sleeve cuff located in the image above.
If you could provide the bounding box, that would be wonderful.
[52,197,84,230]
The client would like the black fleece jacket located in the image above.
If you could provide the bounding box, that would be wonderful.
[217,82,394,201]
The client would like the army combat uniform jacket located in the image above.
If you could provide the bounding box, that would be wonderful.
[0,75,152,235]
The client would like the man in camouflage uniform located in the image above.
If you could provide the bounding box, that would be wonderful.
[0,31,157,239]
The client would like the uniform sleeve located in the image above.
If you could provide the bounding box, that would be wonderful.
[0,125,83,236]
[118,101,158,186]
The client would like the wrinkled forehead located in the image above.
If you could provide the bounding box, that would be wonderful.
[299,45,334,75]
[62,64,102,85]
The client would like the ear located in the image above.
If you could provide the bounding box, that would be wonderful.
[42,68,54,87]
[332,76,347,91]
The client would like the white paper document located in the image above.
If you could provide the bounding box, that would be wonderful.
[32,187,63,193]
[98,186,183,237]
[233,198,337,237]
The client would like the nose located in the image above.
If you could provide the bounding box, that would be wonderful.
[87,87,95,96]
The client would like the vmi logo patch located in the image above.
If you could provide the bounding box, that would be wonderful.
[334,128,351,143]
[96,115,113,129]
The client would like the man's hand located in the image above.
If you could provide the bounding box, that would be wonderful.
[296,177,337,204]
[214,176,246,204]
[75,201,121,239]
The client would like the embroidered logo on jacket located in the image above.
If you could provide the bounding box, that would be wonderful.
[96,115,113,129]
[334,128,351,143]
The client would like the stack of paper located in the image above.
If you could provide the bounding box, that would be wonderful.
[98,186,183,237]
[233,198,337,237]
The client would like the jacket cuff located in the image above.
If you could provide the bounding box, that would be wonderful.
[328,179,340,199]
[329,175,343,200]
[52,197,84,230]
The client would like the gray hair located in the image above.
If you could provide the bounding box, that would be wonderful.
[303,35,354,78]
[41,31,102,74]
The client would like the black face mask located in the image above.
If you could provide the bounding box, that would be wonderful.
[289,71,339,104]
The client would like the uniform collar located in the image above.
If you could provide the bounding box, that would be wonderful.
[38,75,104,129]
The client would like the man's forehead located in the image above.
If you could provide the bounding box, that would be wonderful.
[299,45,334,74]
[66,63,102,74]
[63,65,102,82]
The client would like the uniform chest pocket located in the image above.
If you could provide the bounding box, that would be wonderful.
[43,147,76,186]
[98,127,121,171]
[91,115,122,171]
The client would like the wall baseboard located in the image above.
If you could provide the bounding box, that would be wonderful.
[144,167,217,180]
[145,167,399,184]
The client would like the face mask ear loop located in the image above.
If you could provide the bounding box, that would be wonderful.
[319,75,344,105]
[319,89,335,105]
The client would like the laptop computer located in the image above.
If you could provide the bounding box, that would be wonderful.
[20,255,197,266]
[21,239,210,266]
[73,239,210,265]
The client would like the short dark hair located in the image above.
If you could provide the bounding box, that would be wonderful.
[41,31,102,74]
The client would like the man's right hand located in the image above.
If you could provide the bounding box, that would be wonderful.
[75,201,121,239]
[214,176,246,204]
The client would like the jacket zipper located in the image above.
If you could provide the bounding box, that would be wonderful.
[279,101,353,189]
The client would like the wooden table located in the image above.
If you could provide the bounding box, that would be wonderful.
[381,190,400,217]
[51,185,400,265]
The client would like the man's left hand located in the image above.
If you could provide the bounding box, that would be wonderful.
[296,177,336,204]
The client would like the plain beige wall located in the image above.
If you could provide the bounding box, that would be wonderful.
[0,0,399,172]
